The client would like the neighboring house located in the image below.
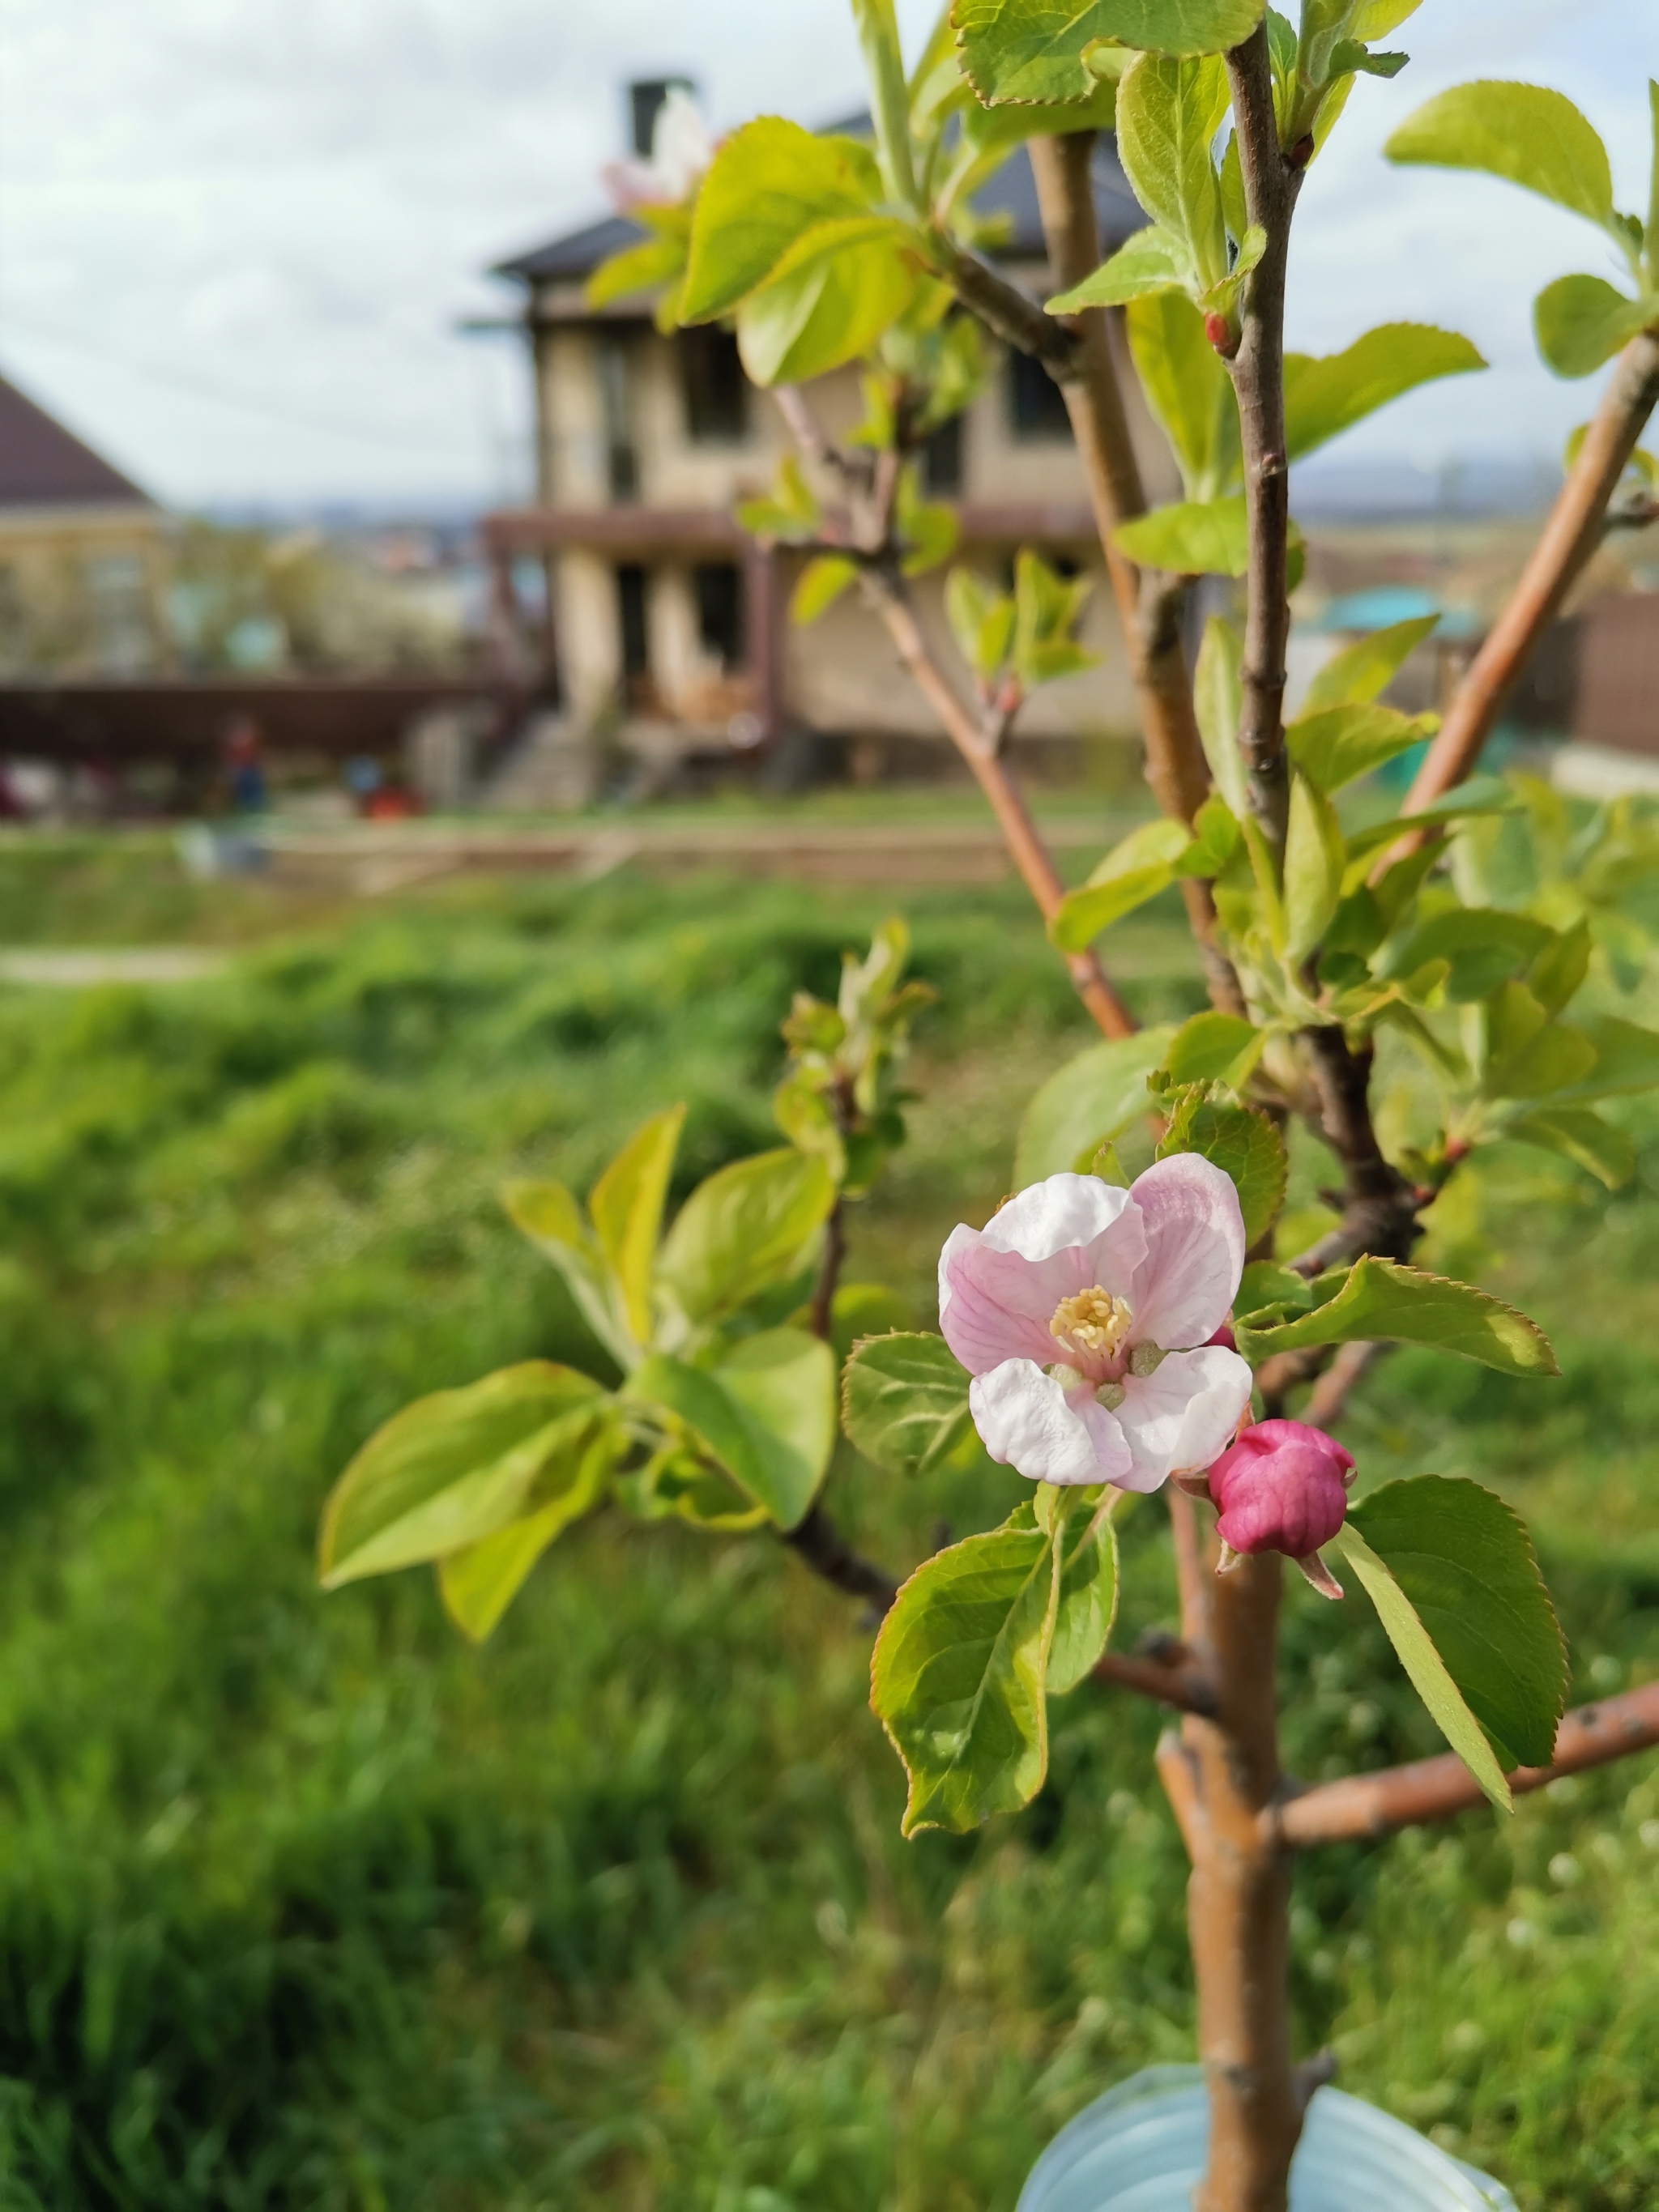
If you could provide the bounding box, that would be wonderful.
[482,84,1179,770]
[0,371,171,679]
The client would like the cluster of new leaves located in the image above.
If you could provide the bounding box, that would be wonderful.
[319,1111,838,1638]
[1042,718,1659,1200]
[1387,79,1659,380]
[736,452,962,621]
[945,551,1098,714]
[317,930,934,1641]
[774,917,936,1196]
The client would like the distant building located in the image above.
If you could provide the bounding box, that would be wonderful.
[480,83,1179,774]
[0,372,171,678]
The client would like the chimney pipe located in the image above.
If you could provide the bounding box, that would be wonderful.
[628,77,696,158]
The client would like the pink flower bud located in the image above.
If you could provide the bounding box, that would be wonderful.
[1208,1420,1354,1560]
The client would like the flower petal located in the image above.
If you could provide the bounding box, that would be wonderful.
[1125,1154,1246,1350]
[968,1360,1132,1486]
[1112,1346,1253,1492]
[979,1173,1135,1262]
[938,1177,1148,1376]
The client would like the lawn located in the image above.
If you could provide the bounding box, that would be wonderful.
[0,833,1653,2210]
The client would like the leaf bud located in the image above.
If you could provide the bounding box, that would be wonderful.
[1204,311,1239,358]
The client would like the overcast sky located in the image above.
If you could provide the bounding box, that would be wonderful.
[0,0,1647,511]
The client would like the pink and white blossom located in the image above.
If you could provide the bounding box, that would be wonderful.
[938,1157,1253,1492]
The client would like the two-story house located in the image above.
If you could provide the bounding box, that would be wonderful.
[482,83,1179,776]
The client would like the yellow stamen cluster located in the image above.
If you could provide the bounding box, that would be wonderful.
[1049,1285,1133,1361]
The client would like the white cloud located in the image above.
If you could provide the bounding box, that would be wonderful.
[0,0,1644,505]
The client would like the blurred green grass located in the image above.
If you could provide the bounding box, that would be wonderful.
[0,842,1652,2209]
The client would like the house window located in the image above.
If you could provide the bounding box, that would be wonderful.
[85,552,155,676]
[694,562,744,669]
[921,413,965,496]
[595,334,639,501]
[616,563,650,683]
[680,326,748,444]
[1008,351,1073,441]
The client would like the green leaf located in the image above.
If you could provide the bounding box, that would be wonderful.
[1047,224,1193,311]
[1047,1498,1120,1694]
[1302,615,1439,715]
[736,222,918,386]
[1559,1014,1659,1099]
[1339,776,1520,860]
[1534,275,1651,381]
[1153,1010,1266,1092]
[897,466,962,578]
[1352,0,1422,33]
[1289,701,1435,793]
[1235,1260,1314,1321]
[851,0,919,208]
[1482,991,1597,1102]
[1384,82,1614,228]
[842,1332,975,1477]
[585,229,689,312]
[1283,324,1486,462]
[716,1328,839,1512]
[437,1424,616,1642]
[626,1328,835,1529]
[1376,908,1552,1003]
[682,119,881,322]
[1235,1258,1558,1378]
[1331,1523,1514,1812]
[1116,52,1230,292]
[735,452,822,542]
[656,1148,835,1327]
[501,1179,633,1368]
[1508,1106,1635,1190]
[1157,1089,1287,1245]
[1327,38,1407,80]
[791,554,861,624]
[1283,769,1346,962]
[1014,1026,1177,1183]
[588,1105,684,1348]
[1012,548,1094,687]
[1527,918,1592,1017]
[870,1505,1061,1835]
[1050,818,1192,949]
[319,1363,608,1588]
[953,0,1266,106]
[1194,615,1248,816]
[1126,289,1240,501]
[1348,1476,1566,1771]
[1113,494,1246,577]
[945,567,1016,676]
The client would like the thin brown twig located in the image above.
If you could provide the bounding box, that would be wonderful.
[771,384,1139,1042]
[863,572,1139,1040]
[1403,329,1659,818]
[807,1200,847,1343]
[1094,1647,1220,1718]
[1223,25,1303,850]
[782,1502,899,1614]
[1025,134,1247,1021]
[1270,1681,1659,1848]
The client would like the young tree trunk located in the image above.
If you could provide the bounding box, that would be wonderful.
[1161,1511,1302,2210]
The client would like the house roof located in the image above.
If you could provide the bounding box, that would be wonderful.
[0,372,151,510]
[492,127,1142,289]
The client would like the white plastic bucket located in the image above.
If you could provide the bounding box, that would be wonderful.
[1017,2065,1517,2212]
